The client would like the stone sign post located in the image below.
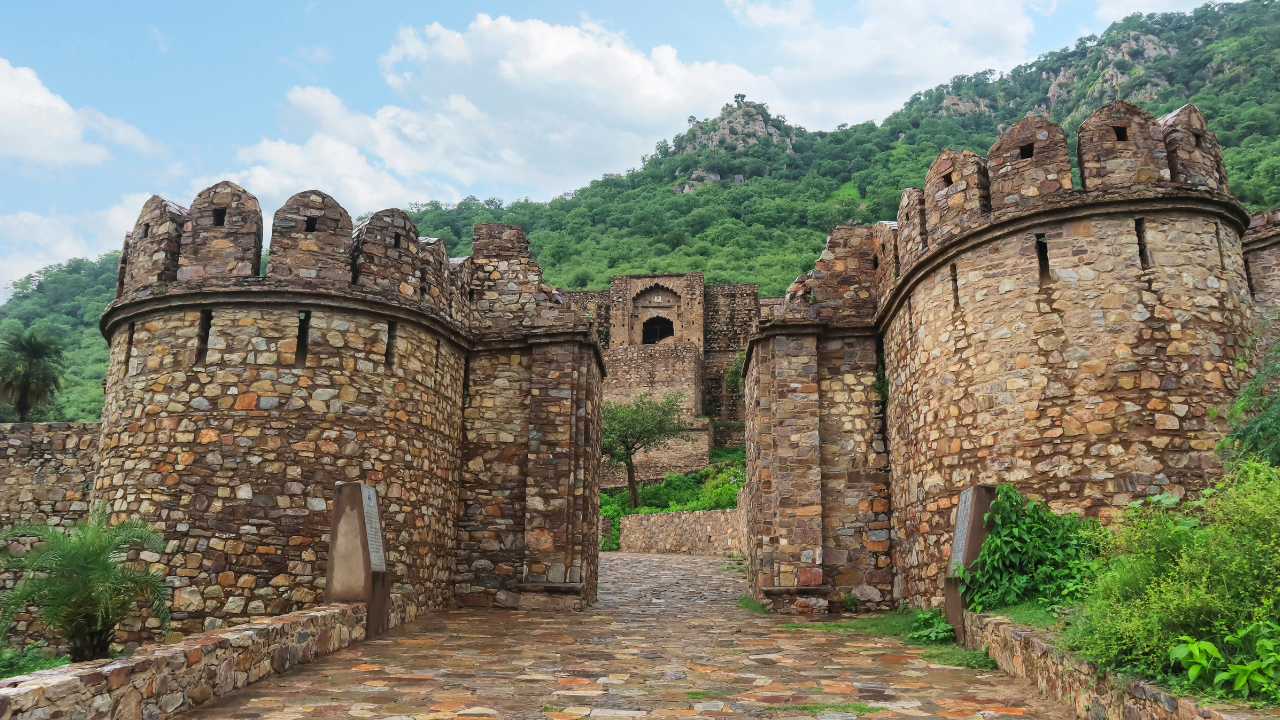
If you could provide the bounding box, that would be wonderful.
[327,481,393,636]
[944,484,996,642]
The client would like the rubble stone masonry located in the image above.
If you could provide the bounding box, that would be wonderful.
[743,101,1274,612]
[82,185,602,642]
[619,509,743,555]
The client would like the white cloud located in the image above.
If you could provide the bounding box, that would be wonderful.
[725,0,813,27]
[0,193,147,292]
[1094,0,1239,23]
[0,56,162,165]
[221,4,1044,209]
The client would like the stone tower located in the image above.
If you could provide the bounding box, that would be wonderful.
[742,102,1263,612]
[97,184,602,639]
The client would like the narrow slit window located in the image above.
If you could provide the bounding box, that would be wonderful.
[1114,126,1128,141]
[141,223,150,239]
[385,322,398,372]
[195,309,212,366]
[213,208,227,227]
[917,197,927,253]
[1019,143,1035,160]
[1245,255,1257,298]
[1215,224,1226,270]
[949,263,960,310]
[1135,218,1150,270]
[1036,233,1051,286]
[122,323,136,378]
[462,355,471,399]
[304,216,318,232]
[295,311,311,368]
[350,252,362,285]
[393,232,402,249]
[873,254,880,271]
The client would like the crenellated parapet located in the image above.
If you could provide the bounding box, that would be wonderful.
[924,149,990,248]
[1077,100,1170,190]
[94,186,603,638]
[1159,104,1228,192]
[988,116,1072,213]
[117,195,187,297]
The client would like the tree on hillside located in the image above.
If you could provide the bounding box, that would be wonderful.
[602,393,693,509]
[0,504,171,662]
[0,327,66,422]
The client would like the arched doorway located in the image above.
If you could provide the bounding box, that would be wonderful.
[642,316,674,344]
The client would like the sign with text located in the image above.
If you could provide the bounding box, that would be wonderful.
[361,484,386,573]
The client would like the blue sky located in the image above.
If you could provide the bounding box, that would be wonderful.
[0,0,1226,289]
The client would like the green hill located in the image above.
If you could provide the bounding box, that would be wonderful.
[5,0,1280,422]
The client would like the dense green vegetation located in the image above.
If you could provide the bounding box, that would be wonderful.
[0,255,115,422]
[5,0,1280,422]
[404,0,1280,295]
[599,459,745,551]
[0,646,67,680]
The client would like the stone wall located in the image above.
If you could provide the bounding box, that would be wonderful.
[619,509,742,555]
[0,423,100,650]
[0,595,417,720]
[1245,208,1280,351]
[962,610,1259,720]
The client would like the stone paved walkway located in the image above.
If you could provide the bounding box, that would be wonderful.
[183,554,1069,720]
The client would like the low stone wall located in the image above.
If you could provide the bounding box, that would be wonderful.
[712,424,744,447]
[0,594,417,720]
[620,509,742,556]
[962,611,1259,720]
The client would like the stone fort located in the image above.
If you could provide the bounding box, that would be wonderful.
[3,100,1280,647]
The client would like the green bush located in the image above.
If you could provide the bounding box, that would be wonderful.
[956,484,1101,611]
[1065,459,1280,686]
[0,645,67,679]
[906,609,955,644]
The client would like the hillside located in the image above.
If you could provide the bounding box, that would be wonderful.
[4,0,1280,422]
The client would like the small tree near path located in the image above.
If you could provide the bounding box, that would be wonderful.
[602,393,693,509]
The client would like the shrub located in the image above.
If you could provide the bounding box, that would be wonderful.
[598,460,746,550]
[956,484,1101,611]
[0,504,171,662]
[0,645,67,679]
[905,609,955,644]
[1065,459,1280,682]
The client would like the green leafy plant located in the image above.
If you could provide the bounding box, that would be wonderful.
[0,504,172,662]
[1066,458,1280,685]
[1170,621,1280,702]
[0,645,68,679]
[722,350,747,393]
[955,484,1101,612]
[906,609,955,644]
[737,595,770,614]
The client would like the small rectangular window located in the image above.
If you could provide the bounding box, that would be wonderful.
[385,322,398,372]
[295,311,311,368]
[1114,126,1128,141]
[940,170,955,187]
[1135,218,1150,270]
[1245,254,1257,298]
[122,323,135,378]
[916,197,927,253]
[141,223,150,239]
[304,217,318,232]
[213,208,227,227]
[872,254,880,271]
[393,232,402,249]
[949,263,960,310]
[1036,233,1051,286]
[1019,143,1035,160]
[195,309,212,366]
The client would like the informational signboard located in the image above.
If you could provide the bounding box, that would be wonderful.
[948,487,974,578]
[361,484,386,573]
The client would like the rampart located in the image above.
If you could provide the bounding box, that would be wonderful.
[88,183,603,642]
[742,101,1268,613]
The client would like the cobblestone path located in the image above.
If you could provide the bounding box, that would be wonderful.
[183,554,1068,720]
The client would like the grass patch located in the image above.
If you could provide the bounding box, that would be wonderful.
[0,646,68,679]
[781,608,915,636]
[710,445,746,464]
[737,595,770,614]
[919,647,999,670]
[783,702,885,714]
[989,600,1058,629]
[542,706,564,713]
[686,691,731,699]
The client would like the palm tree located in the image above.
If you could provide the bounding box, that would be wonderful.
[0,504,171,662]
[0,327,65,422]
